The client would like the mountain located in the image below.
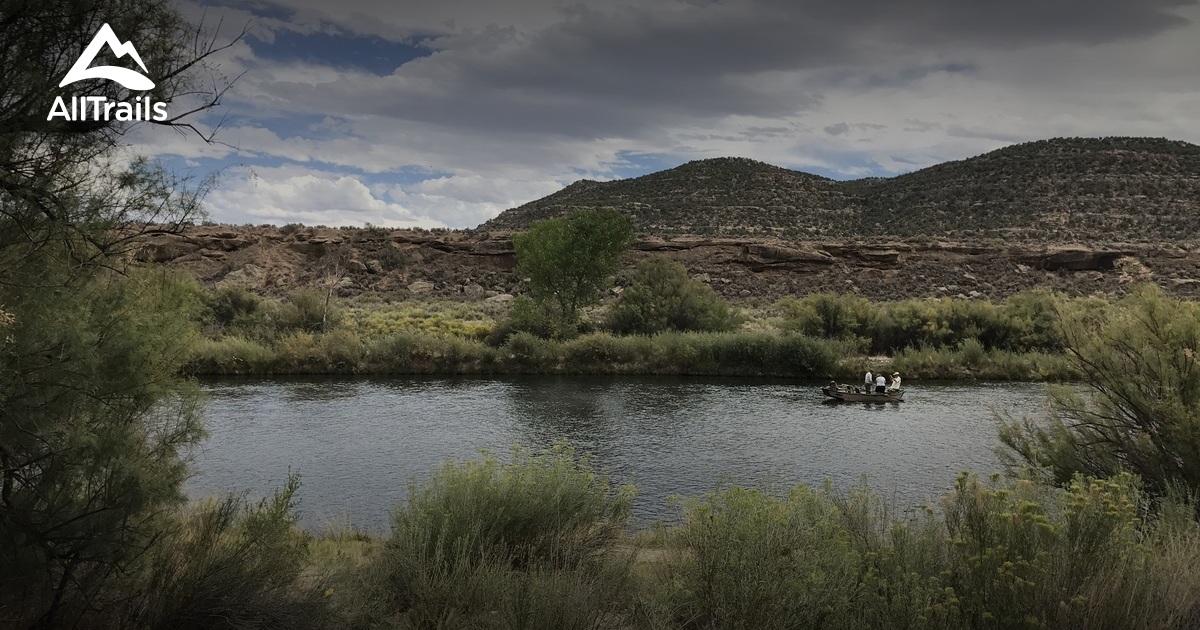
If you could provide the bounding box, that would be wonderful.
[482,138,1200,243]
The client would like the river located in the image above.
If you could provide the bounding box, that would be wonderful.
[187,376,1052,531]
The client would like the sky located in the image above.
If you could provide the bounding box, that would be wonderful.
[125,0,1200,229]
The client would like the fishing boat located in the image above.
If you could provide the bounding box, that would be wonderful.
[821,384,904,402]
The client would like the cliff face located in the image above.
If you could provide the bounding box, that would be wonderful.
[140,225,1200,302]
[141,137,1200,302]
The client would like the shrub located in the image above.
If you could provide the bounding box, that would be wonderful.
[359,445,636,628]
[120,476,328,629]
[489,295,570,344]
[278,289,336,333]
[1000,285,1200,499]
[606,255,739,335]
[779,292,877,339]
[205,284,262,328]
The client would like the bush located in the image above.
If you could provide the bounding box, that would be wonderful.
[357,445,636,628]
[779,292,877,339]
[1000,285,1200,499]
[654,473,1200,629]
[278,289,336,333]
[120,476,329,630]
[606,255,739,335]
[489,295,573,344]
[205,284,262,328]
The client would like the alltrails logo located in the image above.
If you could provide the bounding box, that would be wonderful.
[47,23,168,122]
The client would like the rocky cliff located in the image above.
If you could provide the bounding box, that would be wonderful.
[140,225,1200,302]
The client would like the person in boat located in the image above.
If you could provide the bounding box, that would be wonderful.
[888,372,902,391]
[863,370,873,394]
[874,373,886,393]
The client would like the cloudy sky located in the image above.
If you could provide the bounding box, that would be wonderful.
[130,0,1200,229]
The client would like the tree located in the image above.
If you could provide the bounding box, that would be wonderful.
[512,208,634,326]
[999,285,1200,500]
[0,2,244,625]
[607,255,738,335]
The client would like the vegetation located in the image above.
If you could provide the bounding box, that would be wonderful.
[0,2,326,627]
[607,255,739,335]
[187,284,1113,379]
[1000,285,1200,499]
[512,208,635,326]
[337,446,636,628]
[294,447,1200,630]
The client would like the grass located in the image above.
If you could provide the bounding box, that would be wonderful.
[188,288,1122,381]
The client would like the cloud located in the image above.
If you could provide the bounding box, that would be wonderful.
[143,0,1200,228]
[203,167,447,228]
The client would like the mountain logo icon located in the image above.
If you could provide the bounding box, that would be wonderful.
[59,23,154,91]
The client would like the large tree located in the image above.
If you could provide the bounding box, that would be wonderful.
[0,1,241,626]
[512,208,634,325]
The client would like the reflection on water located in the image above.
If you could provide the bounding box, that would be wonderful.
[188,376,1051,531]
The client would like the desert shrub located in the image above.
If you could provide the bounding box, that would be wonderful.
[316,329,365,372]
[120,477,328,630]
[489,295,569,344]
[277,289,336,333]
[996,288,1066,351]
[779,292,877,339]
[1000,285,1200,499]
[186,335,280,375]
[205,284,263,328]
[504,332,559,370]
[606,255,739,335]
[373,245,410,271]
[656,473,1200,630]
[359,445,636,628]
[562,333,652,370]
[343,303,492,340]
[664,485,861,629]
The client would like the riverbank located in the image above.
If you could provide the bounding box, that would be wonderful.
[185,329,1079,381]
[186,286,1097,381]
[201,445,1200,629]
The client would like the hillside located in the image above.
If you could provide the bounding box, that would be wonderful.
[482,137,1200,243]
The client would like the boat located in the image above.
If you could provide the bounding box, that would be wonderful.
[821,384,904,402]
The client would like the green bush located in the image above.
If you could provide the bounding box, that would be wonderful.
[121,476,328,630]
[489,295,564,344]
[654,473,1200,630]
[1000,285,1200,499]
[278,289,336,333]
[205,284,263,328]
[358,445,636,628]
[779,292,877,339]
[607,255,739,335]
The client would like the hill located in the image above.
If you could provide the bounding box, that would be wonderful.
[482,138,1200,243]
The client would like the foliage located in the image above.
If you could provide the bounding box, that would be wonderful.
[343,301,491,340]
[488,295,568,344]
[999,285,1200,499]
[352,445,636,628]
[0,1,250,625]
[776,289,1070,354]
[119,476,329,630]
[607,255,739,335]
[513,208,635,323]
[649,472,1200,629]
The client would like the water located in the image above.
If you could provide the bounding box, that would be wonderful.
[188,376,1051,531]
